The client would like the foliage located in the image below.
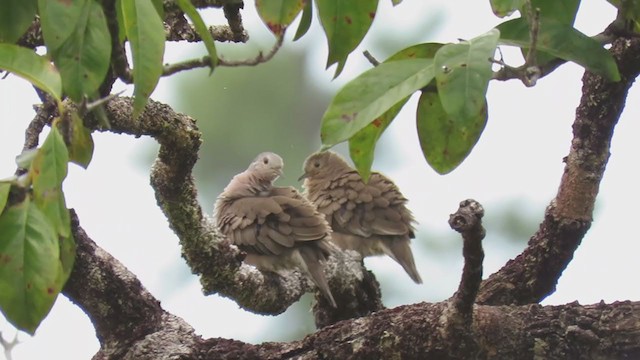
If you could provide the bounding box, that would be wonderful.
[0,0,629,335]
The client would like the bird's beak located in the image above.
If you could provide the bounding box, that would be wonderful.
[297,173,308,182]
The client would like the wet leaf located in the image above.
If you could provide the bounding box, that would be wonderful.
[434,29,498,120]
[65,112,94,169]
[294,0,313,41]
[31,126,70,238]
[321,58,434,146]
[176,0,217,70]
[349,98,409,182]
[49,0,111,102]
[0,198,63,335]
[316,0,378,77]
[497,17,620,81]
[120,0,165,117]
[0,44,62,102]
[256,0,305,36]
[416,90,487,174]
[0,0,37,43]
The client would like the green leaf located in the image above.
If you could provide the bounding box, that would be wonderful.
[528,0,580,25]
[349,98,409,182]
[120,0,166,118]
[256,0,305,36]
[151,0,165,19]
[434,28,498,120]
[0,0,37,43]
[50,0,111,102]
[176,0,218,70]
[520,0,580,64]
[65,112,94,169]
[115,0,127,43]
[38,0,87,51]
[31,126,70,238]
[385,42,443,62]
[391,0,402,5]
[0,44,62,101]
[321,58,434,146]
[0,198,63,335]
[316,0,378,78]
[294,0,313,41]
[345,42,442,181]
[497,18,621,81]
[416,90,487,174]
[0,183,10,214]
[57,233,76,289]
[490,0,525,17]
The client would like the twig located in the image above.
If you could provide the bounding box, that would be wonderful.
[363,50,380,66]
[162,35,283,76]
[23,102,56,151]
[448,199,485,320]
[83,90,126,114]
[103,1,134,84]
[0,331,19,360]
[223,2,247,42]
[523,0,540,68]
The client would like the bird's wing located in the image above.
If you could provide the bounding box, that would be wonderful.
[216,192,330,256]
[315,172,416,238]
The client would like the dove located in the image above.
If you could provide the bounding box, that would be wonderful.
[299,151,422,284]
[215,152,338,307]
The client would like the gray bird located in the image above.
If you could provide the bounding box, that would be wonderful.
[300,151,422,284]
[215,152,337,307]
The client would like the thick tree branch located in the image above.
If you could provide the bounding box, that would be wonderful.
[61,210,640,359]
[83,97,375,320]
[478,36,640,306]
[63,212,202,360]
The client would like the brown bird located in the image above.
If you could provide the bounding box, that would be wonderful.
[215,152,337,307]
[300,151,422,284]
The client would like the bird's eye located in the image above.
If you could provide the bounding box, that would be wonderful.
[263,157,269,164]
[314,161,320,168]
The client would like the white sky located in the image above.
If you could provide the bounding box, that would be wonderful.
[1,1,639,358]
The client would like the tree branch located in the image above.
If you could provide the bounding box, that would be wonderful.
[61,210,640,359]
[162,35,283,76]
[478,36,640,306]
[448,199,485,321]
[63,212,202,359]
[81,97,376,320]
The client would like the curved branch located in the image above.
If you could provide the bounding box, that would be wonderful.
[63,212,201,359]
[92,97,303,314]
[478,36,640,306]
[84,97,377,320]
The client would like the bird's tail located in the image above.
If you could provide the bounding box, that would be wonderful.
[298,247,337,308]
[382,237,423,284]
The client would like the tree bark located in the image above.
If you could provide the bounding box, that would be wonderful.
[477,36,640,306]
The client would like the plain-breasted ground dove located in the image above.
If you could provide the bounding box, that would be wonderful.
[300,151,422,284]
[214,152,338,307]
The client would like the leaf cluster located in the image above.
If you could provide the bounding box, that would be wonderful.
[254,0,625,179]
